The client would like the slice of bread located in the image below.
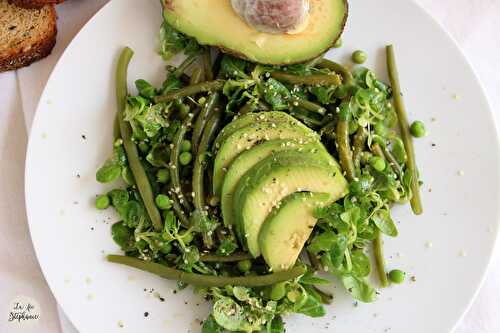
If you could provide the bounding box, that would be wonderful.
[8,0,64,10]
[0,0,57,72]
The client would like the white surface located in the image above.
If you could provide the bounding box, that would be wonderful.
[1,0,500,332]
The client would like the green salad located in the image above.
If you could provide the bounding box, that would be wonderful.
[95,16,423,333]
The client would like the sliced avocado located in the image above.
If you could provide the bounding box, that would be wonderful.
[213,117,318,198]
[259,192,331,272]
[213,111,301,152]
[221,139,326,227]
[162,0,348,65]
[233,150,348,257]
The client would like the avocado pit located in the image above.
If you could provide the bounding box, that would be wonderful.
[231,0,310,34]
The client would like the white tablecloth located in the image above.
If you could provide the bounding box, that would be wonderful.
[1,1,499,332]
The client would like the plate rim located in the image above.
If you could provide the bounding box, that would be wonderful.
[24,0,500,332]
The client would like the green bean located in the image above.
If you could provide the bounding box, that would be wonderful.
[167,186,191,227]
[270,71,342,86]
[200,252,253,262]
[317,59,354,86]
[107,255,306,287]
[192,93,220,155]
[336,109,356,182]
[352,127,368,172]
[386,45,422,215]
[113,114,121,141]
[116,47,162,231]
[193,110,222,248]
[290,110,322,127]
[171,110,196,212]
[202,49,213,81]
[155,80,225,103]
[173,54,198,79]
[238,101,271,115]
[293,99,326,116]
[373,229,389,287]
[190,67,204,85]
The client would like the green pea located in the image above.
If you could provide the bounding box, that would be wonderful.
[270,282,287,301]
[95,194,110,210]
[349,174,372,195]
[388,269,406,284]
[156,169,170,183]
[155,194,172,210]
[410,120,427,138]
[352,50,367,64]
[159,241,172,255]
[333,38,343,48]
[237,259,252,273]
[180,140,192,152]
[179,152,192,165]
[370,156,386,172]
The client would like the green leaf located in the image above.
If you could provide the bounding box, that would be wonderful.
[341,275,377,303]
[220,55,249,79]
[350,250,371,278]
[123,200,149,228]
[299,270,331,285]
[307,231,337,255]
[202,315,224,333]
[262,78,291,110]
[372,209,398,237]
[329,233,348,268]
[135,79,156,99]
[191,209,218,234]
[146,143,170,167]
[295,291,326,318]
[266,316,285,333]
[216,238,238,256]
[111,221,135,251]
[309,85,336,104]
[96,163,121,183]
[212,298,246,331]
[159,22,200,60]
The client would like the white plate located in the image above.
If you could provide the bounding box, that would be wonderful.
[25,0,500,332]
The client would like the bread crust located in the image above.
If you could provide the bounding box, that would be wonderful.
[0,5,57,72]
[8,0,64,9]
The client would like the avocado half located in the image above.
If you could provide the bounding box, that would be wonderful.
[162,0,349,65]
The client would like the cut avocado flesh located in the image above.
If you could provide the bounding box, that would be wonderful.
[221,139,327,227]
[233,150,348,257]
[213,111,303,151]
[162,0,348,65]
[213,118,319,198]
[259,192,331,272]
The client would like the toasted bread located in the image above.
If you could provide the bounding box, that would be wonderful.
[8,0,64,10]
[0,0,57,72]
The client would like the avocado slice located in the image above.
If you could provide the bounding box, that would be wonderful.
[213,117,318,198]
[162,0,348,65]
[259,192,331,272]
[233,150,348,257]
[221,139,325,227]
[213,111,302,152]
